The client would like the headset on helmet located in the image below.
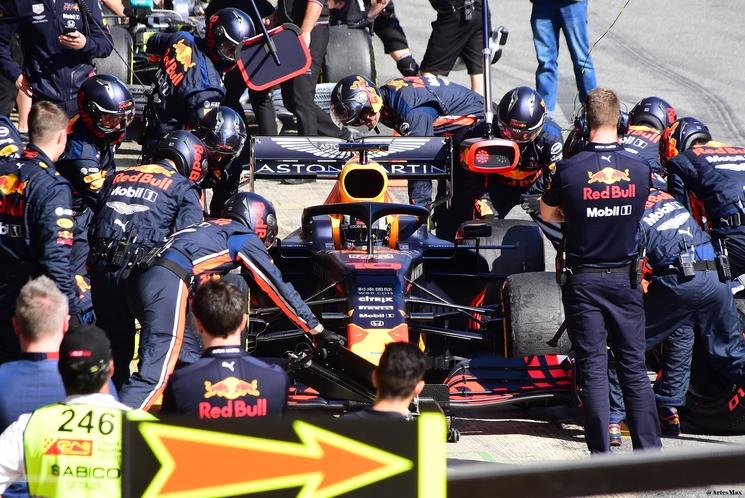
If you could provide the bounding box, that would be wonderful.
[330,75,383,128]
[660,117,712,163]
[194,106,247,182]
[77,75,134,144]
[206,8,255,72]
[153,131,208,184]
[628,96,677,132]
[496,86,546,143]
[222,192,278,248]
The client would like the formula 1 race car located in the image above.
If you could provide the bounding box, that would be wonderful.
[245,136,574,421]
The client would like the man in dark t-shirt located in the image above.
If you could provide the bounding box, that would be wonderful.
[540,87,660,454]
[161,280,289,418]
[344,342,425,420]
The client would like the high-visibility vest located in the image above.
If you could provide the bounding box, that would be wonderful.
[23,403,153,498]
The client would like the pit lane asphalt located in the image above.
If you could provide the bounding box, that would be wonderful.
[113,1,745,494]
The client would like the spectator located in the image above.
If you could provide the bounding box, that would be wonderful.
[0,102,80,364]
[540,88,660,453]
[161,280,290,418]
[0,277,69,498]
[345,342,426,420]
[420,0,485,94]
[0,326,154,496]
[530,0,597,114]
[0,0,113,116]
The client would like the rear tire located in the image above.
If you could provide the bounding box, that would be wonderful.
[502,271,568,356]
[322,25,375,83]
[94,25,132,84]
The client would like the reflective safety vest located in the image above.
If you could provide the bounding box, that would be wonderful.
[23,403,153,498]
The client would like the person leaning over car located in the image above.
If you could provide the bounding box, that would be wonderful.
[0,0,113,117]
[161,279,290,419]
[540,87,661,454]
[0,325,155,497]
[119,192,343,410]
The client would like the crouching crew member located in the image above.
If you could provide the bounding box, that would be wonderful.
[161,279,289,419]
[540,88,661,453]
[193,106,247,216]
[663,117,745,278]
[140,8,254,156]
[88,131,204,389]
[119,192,342,409]
[0,102,80,363]
[608,189,745,443]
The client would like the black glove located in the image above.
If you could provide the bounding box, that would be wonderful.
[316,328,347,350]
[520,193,541,215]
[396,55,419,77]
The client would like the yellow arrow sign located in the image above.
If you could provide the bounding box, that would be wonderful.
[139,419,415,498]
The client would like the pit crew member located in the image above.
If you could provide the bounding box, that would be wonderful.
[0,326,154,496]
[88,130,204,389]
[0,0,113,116]
[663,117,745,277]
[0,115,22,159]
[120,192,341,409]
[0,102,80,364]
[540,87,660,453]
[56,75,135,324]
[140,7,254,156]
[608,189,745,442]
[192,106,247,216]
[330,74,484,210]
[161,279,290,419]
[621,96,676,186]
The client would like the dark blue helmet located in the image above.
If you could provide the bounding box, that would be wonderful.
[660,117,712,163]
[194,106,247,171]
[628,96,677,132]
[153,131,208,185]
[496,86,546,143]
[206,8,255,72]
[330,75,383,128]
[222,192,278,248]
[77,75,134,143]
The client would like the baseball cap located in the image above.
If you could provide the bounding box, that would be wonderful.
[59,325,112,376]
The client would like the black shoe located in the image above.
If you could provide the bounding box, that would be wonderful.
[659,406,681,436]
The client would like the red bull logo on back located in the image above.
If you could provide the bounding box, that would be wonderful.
[587,167,631,185]
[204,376,260,400]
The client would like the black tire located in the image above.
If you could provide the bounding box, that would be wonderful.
[94,25,132,84]
[503,271,569,356]
[322,25,375,83]
[473,219,545,276]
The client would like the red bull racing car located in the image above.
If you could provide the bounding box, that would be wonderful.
[244,136,575,424]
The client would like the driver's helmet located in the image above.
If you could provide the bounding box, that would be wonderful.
[340,216,389,249]
[496,86,546,143]
[330,75,383,127]
[193,106,247,184]
[206,8,255,72]
[77,75,135,144]
[628,96,677,132]
[659,117,712,163]
[222,192,278,248]
[152,130,207,185]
